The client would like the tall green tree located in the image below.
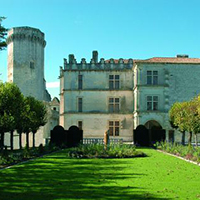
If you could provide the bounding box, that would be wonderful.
[169,97,200,146]
[26,97,47,148]
[18,97,47,149]
[0,83,24,150]
[169,102,187,144]
[16,96,31,149]
[186,98,200,147]
[0,17,8,51]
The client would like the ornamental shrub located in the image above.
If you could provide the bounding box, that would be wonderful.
[66,144,146,159]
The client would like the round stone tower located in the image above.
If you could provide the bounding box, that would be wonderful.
[7,26,50,101]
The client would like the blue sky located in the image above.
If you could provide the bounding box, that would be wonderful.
[0,0,200,99]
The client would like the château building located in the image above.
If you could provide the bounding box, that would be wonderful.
[60,51,200,144]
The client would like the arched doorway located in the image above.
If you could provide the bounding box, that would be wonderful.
[144,120,165,145]
[134,120,165,146]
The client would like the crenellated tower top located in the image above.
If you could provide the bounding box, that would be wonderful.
[60,51,134,74]
[7,26,46,47]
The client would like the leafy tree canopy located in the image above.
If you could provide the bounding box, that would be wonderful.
[0,17,8,51]
[0,82,24,133]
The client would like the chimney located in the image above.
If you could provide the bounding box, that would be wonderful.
[92,51,98,63]
[176,54,189,58]
[69,54,75,64]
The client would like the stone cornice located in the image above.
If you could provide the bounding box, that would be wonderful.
[62,89,133,92]
[60,112,133,115]
[133,84,168,91]
[7,27,46,47]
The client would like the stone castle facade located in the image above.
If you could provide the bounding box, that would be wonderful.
[4,26,200,146]
[60,51,200,144]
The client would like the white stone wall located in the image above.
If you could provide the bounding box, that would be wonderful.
[63,70,133,90]
[63,90,133,113]
[64,113,133,141]
[61,68,134,141]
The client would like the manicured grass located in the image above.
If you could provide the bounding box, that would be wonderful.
[0,148,200,199]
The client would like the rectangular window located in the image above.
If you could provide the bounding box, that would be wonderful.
[147,96,152,111]
[78,98,82,112]
[147,96,158,111]
[153,96,158,110]
[115,75,120,89]
[30,61,34,69]
[78,121,83,130]
[109,75,114,89]
[109,121,120,136]
[147,71,152,85]
[147,71,158,85]
[109,75,120,89]
[78,74,83,89]
[153,71,158,85]
[109,98,120,113]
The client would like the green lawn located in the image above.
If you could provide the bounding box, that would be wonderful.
[0,148,200,200]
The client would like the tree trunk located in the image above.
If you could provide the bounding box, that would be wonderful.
[195,134,198,147]
[32,132,35,148]
[26,132,29,148]
[19,133,22,150]
[10,130,14,151]
[0,133,5,150]
[188,132,192,146]
[181,131,185,145]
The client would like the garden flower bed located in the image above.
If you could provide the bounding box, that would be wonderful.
[66,144,146,158]
[0,144,59,169]
[156,142,200,163]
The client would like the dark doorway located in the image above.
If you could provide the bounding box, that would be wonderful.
[145,120,165,145]
[134,121,166,146]
[134,125,149,146]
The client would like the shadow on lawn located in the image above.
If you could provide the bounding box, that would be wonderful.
[0,151,171,200]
